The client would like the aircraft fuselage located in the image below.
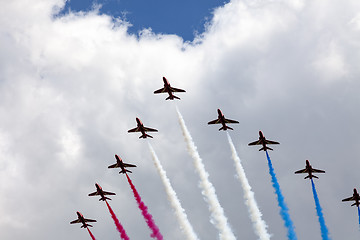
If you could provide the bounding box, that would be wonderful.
[353,189,360,206]
[162,77,177,100]
[95,183,107,201]
[258,131,268,149]
[135,118,147,138]
[305,160,314,179]
[76,212,89,228]
[217,109,228,130]
[115,154,127,173]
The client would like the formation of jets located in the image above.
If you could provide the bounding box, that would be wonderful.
[71,76,358,233]
[71,154,137,229]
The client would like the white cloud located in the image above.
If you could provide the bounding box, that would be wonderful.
[1,0,360,239]
[313,41,348,81]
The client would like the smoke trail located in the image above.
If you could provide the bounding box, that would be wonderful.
[176,107,236,240]
[266,151,297,240]
[226,132,271,240]
[86,227,96,240]
[148,142,199,240]
[105,200,130,240]
[311,179,330,240]
[126,173,163,240]
[358,206,360,226]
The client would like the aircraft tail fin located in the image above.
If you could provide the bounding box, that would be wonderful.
[120,169,132,174]
[219,126,233,131]
[82,224,93,228]
[100,197,112,201]
[351,202,358,207]
[305,175,318,179]
[139,134,153,139]
[166,95,180,100]
[259,146,273,151]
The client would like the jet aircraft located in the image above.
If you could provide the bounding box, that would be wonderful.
[294,160,325,179]
[88,183,116,201]
[108,154,137,174]
[342,188,360,207]
[154,77,186,100]
[70,211,97,228]
[207,109,239,131]
[128,117,158,138]
[248,131,280,151]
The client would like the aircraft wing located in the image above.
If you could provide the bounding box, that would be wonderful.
[224,118,239,124]
[103,191,116,196]
[342,196,355,202]
[84,218,97,223]
[88,191,99,196]
[294,168,308,174]
[143,127,158,132]
[108,163,119,168]
[248,140,261,146]
[70,219,81,224]
[312,168,325,173]
[128,127,140,133]
[264,139,280,145]
[154,88,166,94]
[208,119,221,125]
[123,163,137,168]
[170,87,186,93]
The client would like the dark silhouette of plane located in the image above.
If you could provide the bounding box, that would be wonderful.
[128,117,158,138]
[294,160,325,179]
[248,131,280,151]
[70,211,97,228]
[88,183,116,201]
[108,154,137,174]
[208,109,239,130]
[154,77,186,100]
[342,188,360,207]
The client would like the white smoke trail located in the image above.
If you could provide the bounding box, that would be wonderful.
[176,107,236,240]
[226,132,271,240]
[147,142,200,240]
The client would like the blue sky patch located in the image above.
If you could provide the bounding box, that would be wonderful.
[60,0,229,41]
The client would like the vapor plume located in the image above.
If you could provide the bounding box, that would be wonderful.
[105,200,130,240]
[176,107,236,240]
[266,151,297,240]
[310,179,330,240]
[126,173,163,240]
[148,142,199,240]
[226,132,271,240]
[86,227,96,240]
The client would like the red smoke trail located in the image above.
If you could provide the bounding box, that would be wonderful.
[125,173,163,240]
[105,200,130,240]
[86,227,96,240]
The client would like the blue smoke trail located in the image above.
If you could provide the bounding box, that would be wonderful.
[266,151,297,240]
[357,206,360,227]
[310,179,330,240]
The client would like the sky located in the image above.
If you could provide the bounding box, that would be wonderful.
[1,0,360,239]
[59,0,228,41]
